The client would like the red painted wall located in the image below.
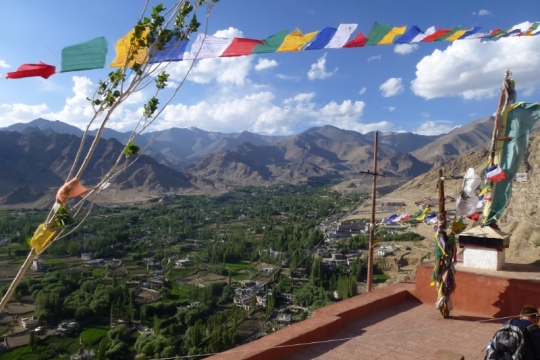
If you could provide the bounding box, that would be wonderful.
[415,263,540,317]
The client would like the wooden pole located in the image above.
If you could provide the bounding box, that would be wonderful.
[438,169,446,232]
[367,132,379,293]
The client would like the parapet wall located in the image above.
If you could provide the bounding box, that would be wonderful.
[415,262,540,318]
[206,282,416,360]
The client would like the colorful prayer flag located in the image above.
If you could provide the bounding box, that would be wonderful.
[304,27,337,50]
[435,26,462,41]
[411,26,436,42]
[378,26,406,44]
[61,37,108,72]
[325,24,357,48]
[394,26,424,43]
[422,28,452,42]
[150,39,188,63]
[483,102,540,225]
[366,22,393,46]
[277,29,318,52]
[343,33,367,48]
[56,178,90,206]
[184,34,233,60]
[6,62,56,79]
[252,30,290,54]
[30,223,57,254]
[110,27,149,67]
[221,38,263,57]
[458,27,484,40]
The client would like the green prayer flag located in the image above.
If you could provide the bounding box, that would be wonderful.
[366,22,392,46]
[484,102,540,225]
[61,37,108,73]
[252,30,290,54]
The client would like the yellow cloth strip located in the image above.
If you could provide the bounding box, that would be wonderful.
[479,186,491,196]
[110,27,149,67]
[446,29,468,41]
[277,29,318,52]
[30,223,57,255]
[378,26,406,45]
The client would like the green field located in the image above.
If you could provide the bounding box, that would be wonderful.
[0,336,76,360]
[92,268,107,277]
[171,283,198,299]
[81,324,110,344]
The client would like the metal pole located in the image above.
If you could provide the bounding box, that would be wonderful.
[366,132,379,292]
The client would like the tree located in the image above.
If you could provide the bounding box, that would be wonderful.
[0,0,220,311]
[28,330,35,352]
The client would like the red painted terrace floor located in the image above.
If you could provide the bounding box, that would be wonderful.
[282,300,501,360]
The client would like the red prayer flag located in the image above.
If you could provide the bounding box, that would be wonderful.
[489,171,507,183]
[221,38,263,57]
[6,62,56,79]
[467,213,480,221]
[422,29,451,42]
[343,33,367,48]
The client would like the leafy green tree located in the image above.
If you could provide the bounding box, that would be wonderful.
[28,330,35,352]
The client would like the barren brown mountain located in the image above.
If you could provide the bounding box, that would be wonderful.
[411,116,493,165]
[0,131,214,208]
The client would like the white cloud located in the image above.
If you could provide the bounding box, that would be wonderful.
[307,53,337,80]
[0,103,49,127]
[0,58,9,68]
[255,58,278,71]
[388,106,396,112]
[158,90,381,135]
[477,9,491,16]
[367,55,381,62]
[380,78,404,97]
[167,56,253,86]
[415,121,459,136]
[213,27,244,38]
[276,74,301,81]
[411,36,540,99]
[358,87,366,95]
[284,93,315,104]
[394,44,419,55]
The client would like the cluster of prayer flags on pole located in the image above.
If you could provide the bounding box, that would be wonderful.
[3,20,540,80]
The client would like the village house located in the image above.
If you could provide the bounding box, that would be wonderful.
[54,319,79,337]
[80,252,93,261]
[31,259,45,271]
[276,313,292,326]
[21,317,36,329]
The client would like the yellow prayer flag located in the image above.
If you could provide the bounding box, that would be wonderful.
[30,223,57,255]
[450,221,467,232]
[445,29,468,41]
[378,26,406,45]
[110,27,149,68]
[277,29,318,52]
[416,207,430,221]
[479,187,491,196]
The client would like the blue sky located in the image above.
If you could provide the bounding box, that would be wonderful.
[0,0,539,135]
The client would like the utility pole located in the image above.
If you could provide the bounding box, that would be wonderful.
[359,132,385,292]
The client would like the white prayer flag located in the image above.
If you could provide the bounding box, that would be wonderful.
[325,24,357,48]
[185,34,233,60]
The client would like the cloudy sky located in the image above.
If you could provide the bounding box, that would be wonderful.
[0,0,539,136]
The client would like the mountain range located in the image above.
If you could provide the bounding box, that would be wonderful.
[0,116,495,207]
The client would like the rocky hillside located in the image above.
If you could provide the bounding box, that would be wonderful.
[411,116,493,165]
[386,132,540,265]
[0,131,216,208]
